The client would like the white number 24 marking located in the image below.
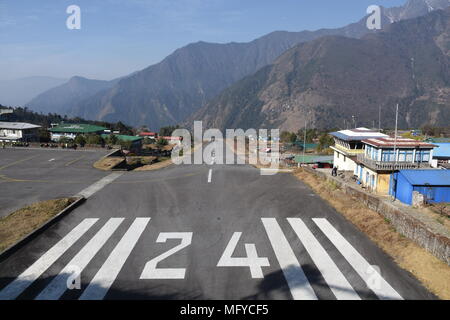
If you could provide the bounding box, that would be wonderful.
[140,232,269,280]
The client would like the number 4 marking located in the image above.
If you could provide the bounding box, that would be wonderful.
[140,232,192,279]
[217,232,269,278]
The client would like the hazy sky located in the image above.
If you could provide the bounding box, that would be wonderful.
[0,0,406,81]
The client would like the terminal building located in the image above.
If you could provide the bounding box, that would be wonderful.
[48,124,107,141]
[355,137,436,194]
[0,121,41,142]
[329,128,389,172]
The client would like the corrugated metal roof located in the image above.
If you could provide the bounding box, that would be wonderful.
[329,129,388,142]
[0,121,41,130]
[294,155,333,163]
[433,143,450,158]
[363,137,436,148]
[49,124,107,133]
[399,170,450,186]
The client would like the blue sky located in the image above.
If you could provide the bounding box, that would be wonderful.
[0,0,406,81]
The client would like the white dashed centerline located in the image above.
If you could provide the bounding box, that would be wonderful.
[208,169,212,183]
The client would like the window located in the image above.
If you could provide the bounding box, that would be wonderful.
[382,149,395,162]
[398,151,407,162]
[415,150,431,162]
[405,150,413,162]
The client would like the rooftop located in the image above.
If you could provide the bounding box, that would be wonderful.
[294,155,333,164]
[433,143,450,158]
[329,127,388,141]
[398,169,450,186]
[362,137,436,149]
[101,134,142,142]
[49,124,107,133]
[139,132,157,136]
[0,121,41,130]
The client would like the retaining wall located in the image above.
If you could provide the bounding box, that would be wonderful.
[305,168,450,265]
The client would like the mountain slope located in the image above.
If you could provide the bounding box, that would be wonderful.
[0,77,67,106]
[26,76,120,115]
[26,0,450,129]
[190,8,450,131]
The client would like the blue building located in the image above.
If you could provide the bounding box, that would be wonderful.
[431,143,450,169]
[390,170,450,205]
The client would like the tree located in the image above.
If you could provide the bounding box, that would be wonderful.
[280,131,297,143]
[86,134,104,145]
[156,138,168,147]
[74,134,86,146]
[317,133,334,152]
[297,128,318,143]
[160,125,179,137]
[106,134,118,145]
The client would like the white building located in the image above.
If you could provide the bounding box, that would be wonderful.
[0,121,41,142]
[329,128,389,172]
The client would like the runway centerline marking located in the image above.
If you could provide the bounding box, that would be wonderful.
[0,219,98,300]
[313,218,403,300]
[208,169,212,183]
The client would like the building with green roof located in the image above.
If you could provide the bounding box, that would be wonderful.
[49,124,107,141]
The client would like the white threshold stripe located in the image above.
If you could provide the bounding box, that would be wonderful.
[287,218,361,300]
[79,217,150,300]
[261,218,317,300]
[76,172,123,199]
[35,218,124,300]
[313,218,403,300]
[208,169,212,183]
[0,219,98,300]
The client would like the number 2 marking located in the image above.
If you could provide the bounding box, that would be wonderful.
[140,232,192,279]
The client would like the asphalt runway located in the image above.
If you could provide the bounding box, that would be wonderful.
[0,143,436,300]
[0,148,110,217]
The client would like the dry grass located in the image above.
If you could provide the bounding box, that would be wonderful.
[93,156,125,170]
[133,158,172,171]
[0,198,75,252]
[294,168,450,300]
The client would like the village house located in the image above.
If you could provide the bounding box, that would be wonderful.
[329,128,389,172]
[355,137,436,194]
[0,121,41,142]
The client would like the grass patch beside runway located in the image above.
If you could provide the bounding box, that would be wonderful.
[93,157,125,171]
[0,198,76,252]
[294,168,450,300]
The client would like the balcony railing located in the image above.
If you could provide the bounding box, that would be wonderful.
[356,154,430,171]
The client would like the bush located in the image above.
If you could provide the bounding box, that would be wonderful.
[74,135,86,147]
[156,138,168,147]
[86,134,104,145]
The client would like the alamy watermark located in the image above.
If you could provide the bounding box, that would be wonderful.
[170,121,280,175]
[66,5,81,30]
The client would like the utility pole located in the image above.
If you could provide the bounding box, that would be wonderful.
[393,104,399,164]
[378,105,381,132]
[303,119,307,166]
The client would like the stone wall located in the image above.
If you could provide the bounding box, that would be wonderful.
[305,167,450,265]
